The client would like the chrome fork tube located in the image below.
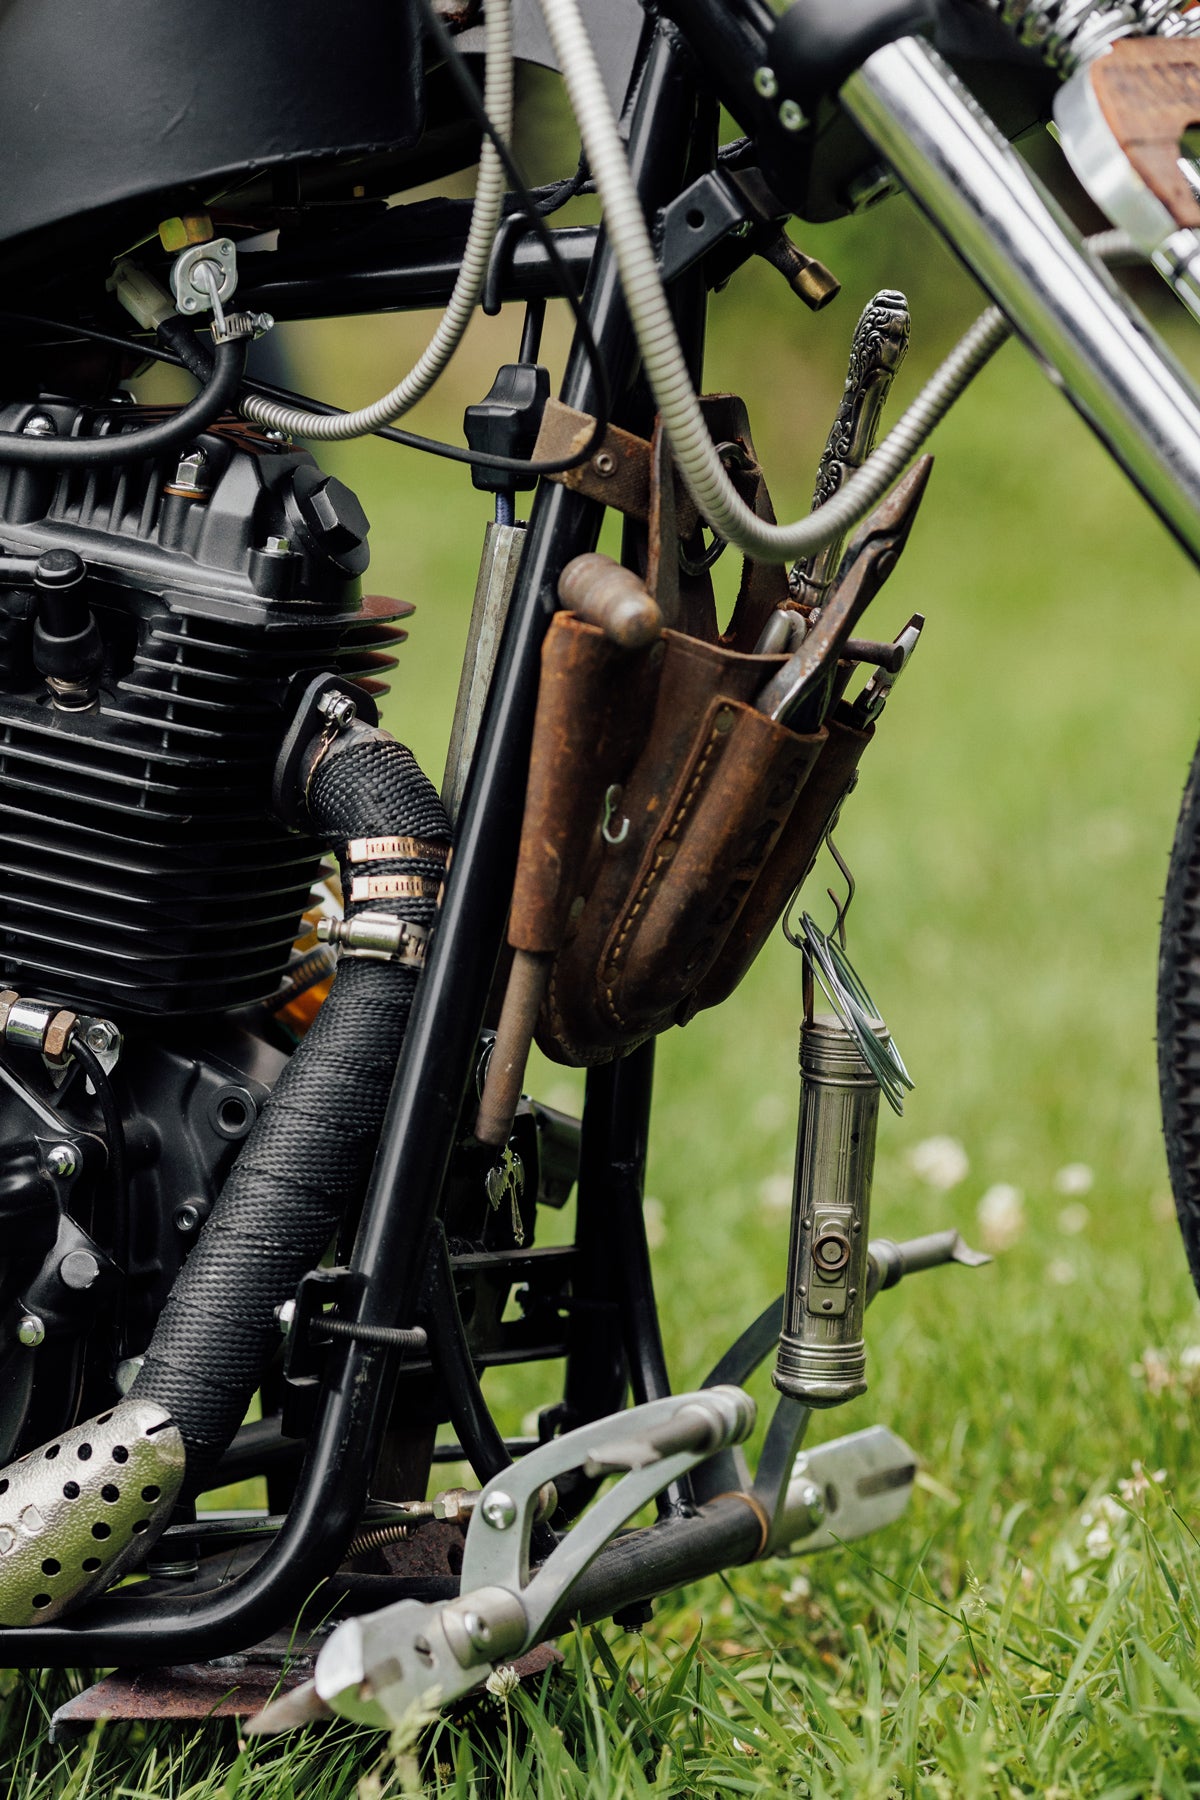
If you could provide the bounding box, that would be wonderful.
[841,35,1200,567]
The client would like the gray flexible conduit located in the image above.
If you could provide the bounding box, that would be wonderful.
[130,722,451,1496]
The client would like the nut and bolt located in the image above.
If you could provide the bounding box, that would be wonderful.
[83,1020,120,1057]
[169,448,207,493]
[263,535,291,556]
[753,65,779,98]
[22,414,57,438]
[317,691,358,733]
[480,1490,517,1531]
[591,450,618,478]
[16,1314,45,1347]
[45,1144,77,1179]
[779,98,808,132]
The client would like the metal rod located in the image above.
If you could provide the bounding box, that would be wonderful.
[239,229,596,323]
[841,36,1200,567]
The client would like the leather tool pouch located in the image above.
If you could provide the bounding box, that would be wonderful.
[511,397,876,1068]
[517,614,831,1066]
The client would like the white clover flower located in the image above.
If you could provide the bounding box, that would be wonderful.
[907,1135,969,1191]
[757,1172,792,1213]
[1057,1202,1090,1235]
[1132,1348,1173,1396]
[1054,1163,1095,1197]
[485,1665,521,1701]
[781,1572,812,1606]
[643,1196,667,1249]
[977,1183,1025,1251]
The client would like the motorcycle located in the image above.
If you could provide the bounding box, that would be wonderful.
[0,0,1195,1735]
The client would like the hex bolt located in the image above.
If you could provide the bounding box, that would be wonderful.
[317,691,357,733]
[83,1021,118,1056]
[753,65,779,98]
[263,535,291,556]
[16,1314,44,1348]
[45,1143,77,1179]
[22,414,57,438]
[480,1490,517,1531]
[591,450,618,478]
[779,99,808,133]
[170,448,207,493]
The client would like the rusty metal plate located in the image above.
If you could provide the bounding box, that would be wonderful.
[49,1645,317,1739]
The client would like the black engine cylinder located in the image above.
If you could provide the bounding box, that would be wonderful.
[0,404,407,1015]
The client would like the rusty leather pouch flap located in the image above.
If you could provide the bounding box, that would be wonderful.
[535,628,824,1065]
[686,713,875,1020]
[510,611,663,957]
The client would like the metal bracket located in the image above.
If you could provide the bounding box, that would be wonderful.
[288,1388,755,1730]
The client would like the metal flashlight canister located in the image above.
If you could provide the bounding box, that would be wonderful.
[774,1014,883,1407]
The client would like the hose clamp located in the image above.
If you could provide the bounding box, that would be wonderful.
[316,914,431,969]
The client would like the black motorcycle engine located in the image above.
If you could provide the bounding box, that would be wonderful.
[0,402,405,1454]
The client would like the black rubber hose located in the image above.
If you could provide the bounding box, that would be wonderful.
[130,721,451,1494]
[0,337,245,466]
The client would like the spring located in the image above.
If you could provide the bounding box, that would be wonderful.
[345,1522,412,1559]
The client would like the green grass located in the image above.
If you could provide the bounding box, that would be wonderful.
[8,190,1200,1794]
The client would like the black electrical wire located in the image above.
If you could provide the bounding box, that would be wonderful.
[2,308,605,478]
[71,1038,129,1282]
[0,337,246,468]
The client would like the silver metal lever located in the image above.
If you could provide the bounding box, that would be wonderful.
[260,1387,755,1732]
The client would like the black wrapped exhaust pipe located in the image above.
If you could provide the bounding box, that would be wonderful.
[130,717,451,1495]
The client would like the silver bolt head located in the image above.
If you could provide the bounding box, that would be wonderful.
[22,413,57,438]
[171,448,207,490]
[59,1248,101,1291]
[481,1490,516,1531]
[753,65,779,98]
[16,1314,44,1347]
[462,1610,493,1650]
[84,1021,118,1055]
[796,1479,824,1517]
[45,1143,77,1178]
[779,98,807,132]
[317,691,357,732]
[276,1298,297,1333]
[263,535,291,556]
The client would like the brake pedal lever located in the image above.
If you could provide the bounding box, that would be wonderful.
[755,456,933,732]
[249,1387,754,1734]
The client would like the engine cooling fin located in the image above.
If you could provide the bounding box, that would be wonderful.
[0,1398,184,1625]
[0,409,409,1015]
